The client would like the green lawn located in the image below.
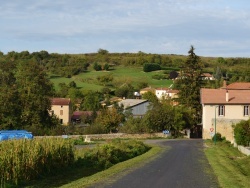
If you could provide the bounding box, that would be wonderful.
[204,140,250,188]
[50,66,173,91]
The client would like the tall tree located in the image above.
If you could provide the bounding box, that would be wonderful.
[176,46,204,124]
[0,61,22,129]
[15,61,55,131]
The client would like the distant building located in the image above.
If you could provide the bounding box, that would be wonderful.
[115,99,150,118]
[201,73,215,80]
[139,87,155,96]
[51,98,71,125]
[155,87,179,102]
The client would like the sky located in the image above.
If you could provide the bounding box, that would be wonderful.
[1,0,250,57]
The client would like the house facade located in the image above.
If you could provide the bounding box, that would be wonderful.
[51,98,71,125]
[200,88,250,142]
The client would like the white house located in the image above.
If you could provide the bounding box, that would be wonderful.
[200,88,250,142]
[117,99,150,118]
[155,87,179,101]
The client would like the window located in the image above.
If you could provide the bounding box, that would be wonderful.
[60,119,63,124]
[244,106,249,116]
[60,110,63,115]
[218,105,225,116]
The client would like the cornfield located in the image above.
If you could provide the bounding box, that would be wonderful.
[0,138,75,187]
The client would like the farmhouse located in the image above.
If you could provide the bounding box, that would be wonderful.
[51,98,71,125]
[200,86,250,143]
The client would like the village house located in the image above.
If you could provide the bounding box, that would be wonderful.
[201,73,215,80]
[50,98,71,125]
[139,87,155,96]
[200,83,250,143]
[155,87,179,101]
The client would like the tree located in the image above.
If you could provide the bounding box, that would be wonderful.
[143,102,174,132]
[95,108,123,133]
[0,61,22,129]
[15,61,56,131]
[234,119,250,146]
[81,91,101,111]
[176,46,204,124]
[142,91,158,104]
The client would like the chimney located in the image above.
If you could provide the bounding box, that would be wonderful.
[226,90,229,102]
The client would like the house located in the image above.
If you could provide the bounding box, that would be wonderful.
[51,98,71,125]
[117,99,150,118]
[200,88,250,142]
[139,87,155,96]
[155,87,179,101]
[223,82,250,90]
[201,73,215,80]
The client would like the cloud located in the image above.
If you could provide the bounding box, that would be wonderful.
[1,0,250,56]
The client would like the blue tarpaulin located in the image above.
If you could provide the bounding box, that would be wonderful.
[0,130,33,141]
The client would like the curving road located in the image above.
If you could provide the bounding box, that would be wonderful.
[92,139,219,188]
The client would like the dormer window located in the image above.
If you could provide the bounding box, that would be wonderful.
[244,106,249,116]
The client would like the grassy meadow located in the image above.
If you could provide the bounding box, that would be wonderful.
[50,66,173,91]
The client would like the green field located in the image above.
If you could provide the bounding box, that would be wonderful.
[50,66,173,91]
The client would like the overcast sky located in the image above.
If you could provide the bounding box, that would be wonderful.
[1,0,250,57]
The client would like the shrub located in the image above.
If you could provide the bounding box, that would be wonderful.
[212,133,225,142]
[143,63,161,72]
[81,139,151,170]
[234,119,250,146]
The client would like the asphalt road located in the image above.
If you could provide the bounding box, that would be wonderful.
[91,139,219,188]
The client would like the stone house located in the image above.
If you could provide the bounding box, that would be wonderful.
[51,98,71,125]
[200,87,250,143]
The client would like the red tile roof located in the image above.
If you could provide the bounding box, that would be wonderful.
[200,88,250,104]
[51,98,71,105]
[226,82,250,90]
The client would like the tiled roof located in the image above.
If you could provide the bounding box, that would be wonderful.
[51,98,71,105]
[155,87,169,91]
[201,73,213,77]
[167,89,179,93]
[200,88,250,104]
[226,82,250,90]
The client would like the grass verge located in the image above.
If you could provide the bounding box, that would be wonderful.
[60,144,165,188]
[204,140,250,188]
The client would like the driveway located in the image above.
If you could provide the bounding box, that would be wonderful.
[91,139,219,188]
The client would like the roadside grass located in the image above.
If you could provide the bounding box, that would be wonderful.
[50,66,173,91]
[204,140,250,188]
[61,145,165,188]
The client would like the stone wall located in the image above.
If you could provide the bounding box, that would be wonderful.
[35,133,168,140]
[203,118,241,143]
